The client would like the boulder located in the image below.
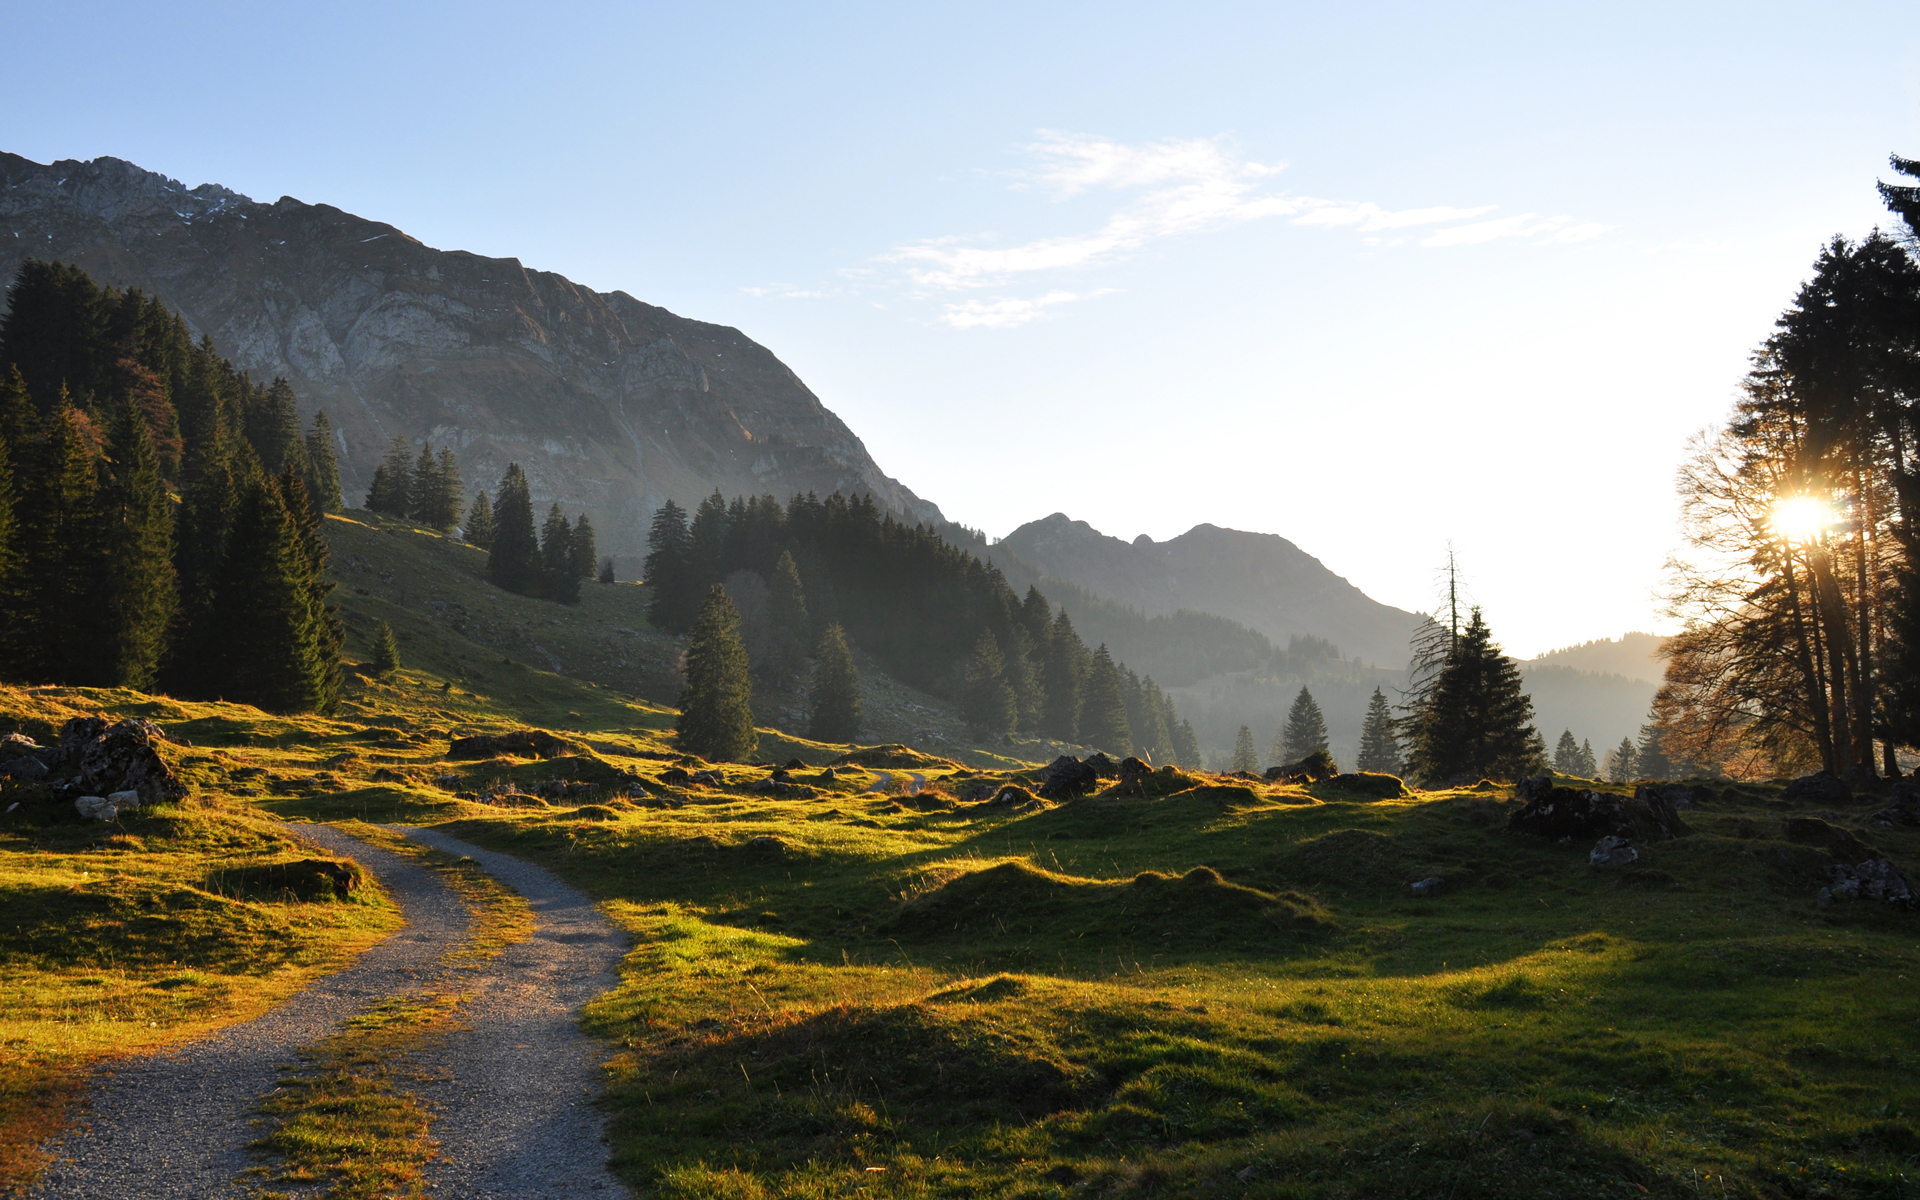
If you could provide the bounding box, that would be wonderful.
[0,732,43,761]
[658,766,693,785]
[59,717,184,806]
[691,770,722,786]
[1037,756,1100,800]
[1784,770,1851,804]
[1507,786,1690,843]
[1083,753,1119,779]
[1266,750,1338,782]
[747,835,786,853]
[1318,773,1410,800]
[785,757,806,769]
[1,755,49,781]
[1516,774,1555,802]
[1635,782,1699,810]
[1118,757,1153,785]
[819,767,839,782]
[1589,836,1639,868]
[1782,817,1879,863]
[447,729,577,760]
[1409,876,1445,896]
[1821,859,1917,909]
[74,791,142,821]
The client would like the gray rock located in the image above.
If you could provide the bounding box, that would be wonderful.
[1516,774,1555,802]
[0,731,42,761]
[1,755,49,780]
[1037,755,1100,800]
[1635,782,1698,809]
[59,716,185,806]
[1825,859,1917,908]
[75,793,139,821]
[1508,786,1690,843]
[1589,835,1639,868]
[1784,770,1850,804]
[1410,876,1445,896]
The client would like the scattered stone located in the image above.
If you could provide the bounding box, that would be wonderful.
[1083,752,1119,779]
[1784,770,1850,804]
[747,835,786,853]
[1037,756,1100,800]
[1266,750,1338,782]
[1589,835,1639,868]
[0,732,43,761]
[370,767,406,783]
[59,717,185,806]
[1516,774,1555,802]
[785,757,805,769]
[659,766,693,785]
[1410,876,1445,896]
[432,773,463,790]
[1507,785,1690,843]
[818,767,839,782]
[1824,859,1917,909]
[1870,782,1920,828]
[625,782,652,800]
[75,791,144,821]
[1,755,49,780]
[1236,1166,1261,1183]
[1319,773,1409,800]
[691,770,721,786]
[447,729,578,760]
[1635,782,1699,810]
[1118,756,1153,785]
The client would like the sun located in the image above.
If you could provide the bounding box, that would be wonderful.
[1770,494,1837,543]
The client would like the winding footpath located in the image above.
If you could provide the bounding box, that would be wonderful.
[864,770,928,795]
[28,825,629,1200]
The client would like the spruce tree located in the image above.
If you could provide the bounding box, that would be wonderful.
[1404,606,1540,783]
[0,366,35,453]
[676,585,758,762]
[1553,729,1582,775]
[961,628,1017,740]
[1607,737,1639,783]
[1005,623,1045,734]
[204,475,331,713]
[807,623,862,743]
[764,550,810,687]
[540,503,580,603]
[303,410,343,512]
[372,620,401,675]
[687,490,729,584]
[18,404,101,683]
[568,512,598,581]
[0,434,19,674]
[365,435,413,516]
[281,469,345,713]
[1636,714,1675,780]
[1281,686,1330,762]
[245,378,304,474]
[1080,643,1133,755]
[1138,675,1174,762]
[1578,738,1598,777]
[1173,718,1201,769]
[464,491,495,549]
[644,499,693,631]
[407,444,439,526]
[431,447,462,531]
[168,429,241,696]
[1232,725,1260,773]
[487,464,540,595]
[1356,686,1401,774]
[92,400,176,689]
[1042,610,1088,741]
[598,557,615,584]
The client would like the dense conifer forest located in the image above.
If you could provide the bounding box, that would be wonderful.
[0,260,344,712]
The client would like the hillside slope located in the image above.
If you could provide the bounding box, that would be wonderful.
[996,513,1423,669]
[0,152,942,559]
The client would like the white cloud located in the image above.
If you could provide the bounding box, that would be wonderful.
[938,290,1108,330]
[867,132,1609,327]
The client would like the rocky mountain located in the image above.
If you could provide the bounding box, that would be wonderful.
[995,513,1425,669]
[0,152,942,557]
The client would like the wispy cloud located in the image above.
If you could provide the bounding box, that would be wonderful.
[937,289,1113,330]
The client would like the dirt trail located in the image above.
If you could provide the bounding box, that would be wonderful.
[864,770,927,795]
[27,825,629,1200]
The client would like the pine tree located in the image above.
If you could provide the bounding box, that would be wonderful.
[1042,610,1088,741]
[18,403,102,683]
[763,550,810,687]
[1281,686,1330,762]
[644,499,694,631]
[1636,713,1675,780]
[372,620,400,675]
[245,378,304,474]
[408,444,439,526]
[1553,729,1583,775]
[302,411,343,512]
[92,400,176,689]
[540,503,580,603]
[204,475,331,713]
[1356,686,1401,774]
[1578,738,1597,777]
[961,628,1017,740]
[280,469,344,714]
[1232,725,1260,773]
[365,435,414,516]
[807,623,862,743]
[676,585,758,762]
[0,434,19,674]
[1173,718,1201,769]
[1606,737,1639,783]
[0,366,36,453]
[1137,675,1174,762]
[487,464,540,595]
[1080,643,1133,755]
[568,512,598,581]
[598,557,615,584]
[431,447,462,531]
[1404,606,1540,783]
[464,491,495,549]
[167,429,242,696]
[688,490,729,584]
[1005,623,1045,734]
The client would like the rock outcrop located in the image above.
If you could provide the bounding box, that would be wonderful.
[0,152,944,559]
[1507,781,1690,844]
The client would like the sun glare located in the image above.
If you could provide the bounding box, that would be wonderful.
[1770,495,1837,543]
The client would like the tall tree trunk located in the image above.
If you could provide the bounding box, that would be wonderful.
[1784,548,1837,772]
[1812,548,1856,776]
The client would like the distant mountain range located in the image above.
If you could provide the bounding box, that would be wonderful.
[0,152,941,558]
[994,513,1424,669]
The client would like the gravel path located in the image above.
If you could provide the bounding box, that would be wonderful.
[28,824,631,1200]
[395,826,629,1199]
[864,770,927,795]
[27,825,467,1199]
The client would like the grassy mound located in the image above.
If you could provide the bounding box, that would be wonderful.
[830,744,959,770]
[1310,771,1411,800]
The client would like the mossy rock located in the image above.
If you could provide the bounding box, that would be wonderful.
[832,744,960,770]
[208,858,364,901]
[1310,773,1410,801]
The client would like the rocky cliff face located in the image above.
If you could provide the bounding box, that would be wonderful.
[997,513,1423,668]
[0,153,942,557]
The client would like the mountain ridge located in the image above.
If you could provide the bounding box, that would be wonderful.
[0,152,943,558]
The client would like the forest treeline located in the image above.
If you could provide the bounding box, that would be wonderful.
[644,490,1199,763]
[1658,155,1920,781]
[0,261,344,711]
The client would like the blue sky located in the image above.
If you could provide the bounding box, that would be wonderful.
[6,0,1920,655]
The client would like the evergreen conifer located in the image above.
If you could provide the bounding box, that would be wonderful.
[1578,738,1597,777]
[1357,686,1401,774]
[764,550,811,687]
[644,499,693,631]
[1404,606,1540,783]
[0,434,19,672]
[365,435,413,516]
[487,464,541,595]
[568,512,598,581]
[1080,644,1133,755]
[205,475,331,713]
[1232,725,1260,773]
[245,378,304,474]
[302,411,343,512]
[540,503,580,603]
[1553,729,1583,775]
[1281,686,1330,762]
[1173,718,1201,769]
[1636,714,1674,780]
[807,623,862,743]
[372,620,401,675]
[1607,737,1639,783]
[18,404,101,683]
[464,491,495,548]
[280,469,344,713]
[598,557,615,584]
[961,628,1017,740]
[1041,610,1088,741]
[676,585,758,762]
[92,400,176,689]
